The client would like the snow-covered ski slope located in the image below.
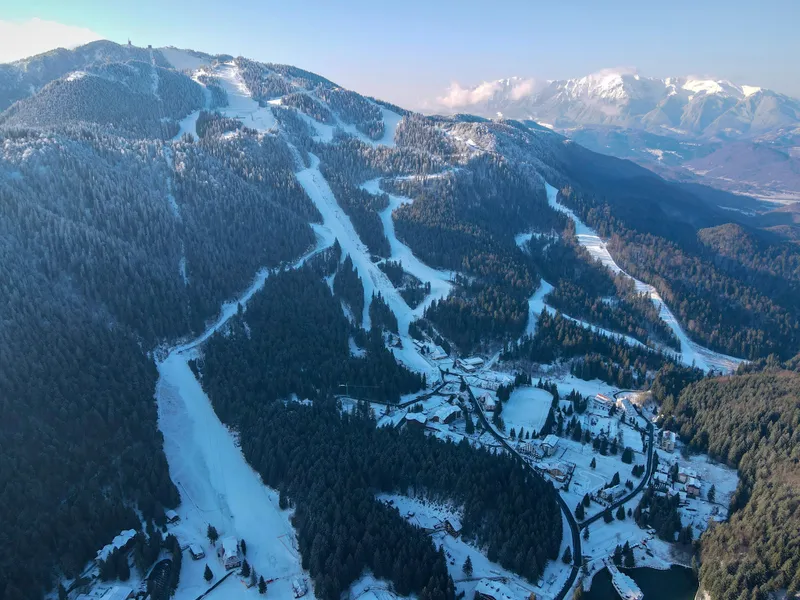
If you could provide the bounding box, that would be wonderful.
[362,177,453,315]
[524,279,647,350]
[544,182,744,373]
[155,232,333,600]
[294,156,446,381]
[178,60,401,146]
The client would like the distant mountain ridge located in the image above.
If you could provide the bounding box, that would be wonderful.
[432,68,800,202]
[434,68,800,141]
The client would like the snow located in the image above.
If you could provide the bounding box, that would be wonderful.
[159,47,212,72]
[544,182,744,374]
[742,85,762,97]
[215,62,277,132]
[96,529,136,562]
[174,110,202,141]
[525,280,553,337]
[502,386,553,435]
[178,255,189,286]
[65,70,88,82]
[682,79,725,96]
[374,107,402,147]
[154,233,333,600]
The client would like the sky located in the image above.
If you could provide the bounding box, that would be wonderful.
[1,0,798,109]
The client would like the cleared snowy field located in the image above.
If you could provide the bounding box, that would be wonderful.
[502,386,553,435]
[544,182,744,373]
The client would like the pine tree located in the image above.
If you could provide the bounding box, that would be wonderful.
[207,524,219,545]
[603,509,613,523]
[590,457,596,469]
[583,527,590,540]
[241,538,247,556]
[204,564,213,582]
[242,559,251,577]
[562,547,572,564]
[259,575,267,594]
[462,555,473,576]
[575,503,585,520]
[616,505,625,520]
[708,484,716,503]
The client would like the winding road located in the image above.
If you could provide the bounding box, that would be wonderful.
[461,378,655,600]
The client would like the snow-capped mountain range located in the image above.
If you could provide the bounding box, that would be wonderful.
[433,68,800,141]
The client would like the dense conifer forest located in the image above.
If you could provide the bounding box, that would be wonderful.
[656,366,800,599]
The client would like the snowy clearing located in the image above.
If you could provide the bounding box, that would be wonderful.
[214,62,278,132]
[502,386,553,435]
[160,47,213,72]
[544,182,744,373]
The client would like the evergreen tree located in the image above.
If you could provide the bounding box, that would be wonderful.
[462,556,473,576]
[616,506,625,520]
[242,559,251,578]
[590,457,596,469]
[562,547,572,564]
[204,565,213,582]
[259,576,267,594]
[207,525,219,545]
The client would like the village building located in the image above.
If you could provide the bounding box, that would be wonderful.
[292,578,308,598]
[593,394,614,412]
[77,586,134,600]
[475,578,516,600]
[686,477,702,498]
[481,393,497,412]
[165,509,180,524]
[218,537,242,570]
[547,462,572,482]
[189,544,205,560]
[600,484,625,503]
[462,356,485,368]
[444,517,462,537]
[404,412,427,429]
[541,434,559,456]
[430,404,462,424]
[661,430,676,452]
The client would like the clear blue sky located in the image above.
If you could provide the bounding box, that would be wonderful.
[2,0,798,107]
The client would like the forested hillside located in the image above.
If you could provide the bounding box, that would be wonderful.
[657,367,800,599]
[0,120,316,597]
[197,269,563,600]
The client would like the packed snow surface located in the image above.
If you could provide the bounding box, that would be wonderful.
[544,182,744,373]
[159,47,212,72]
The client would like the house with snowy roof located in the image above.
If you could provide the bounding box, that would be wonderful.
[404,412,427,429]
[430,404,461,424]
[218,536,241,570]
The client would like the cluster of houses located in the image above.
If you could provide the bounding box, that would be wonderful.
[653,460,702,499]
[660,430,677,453]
